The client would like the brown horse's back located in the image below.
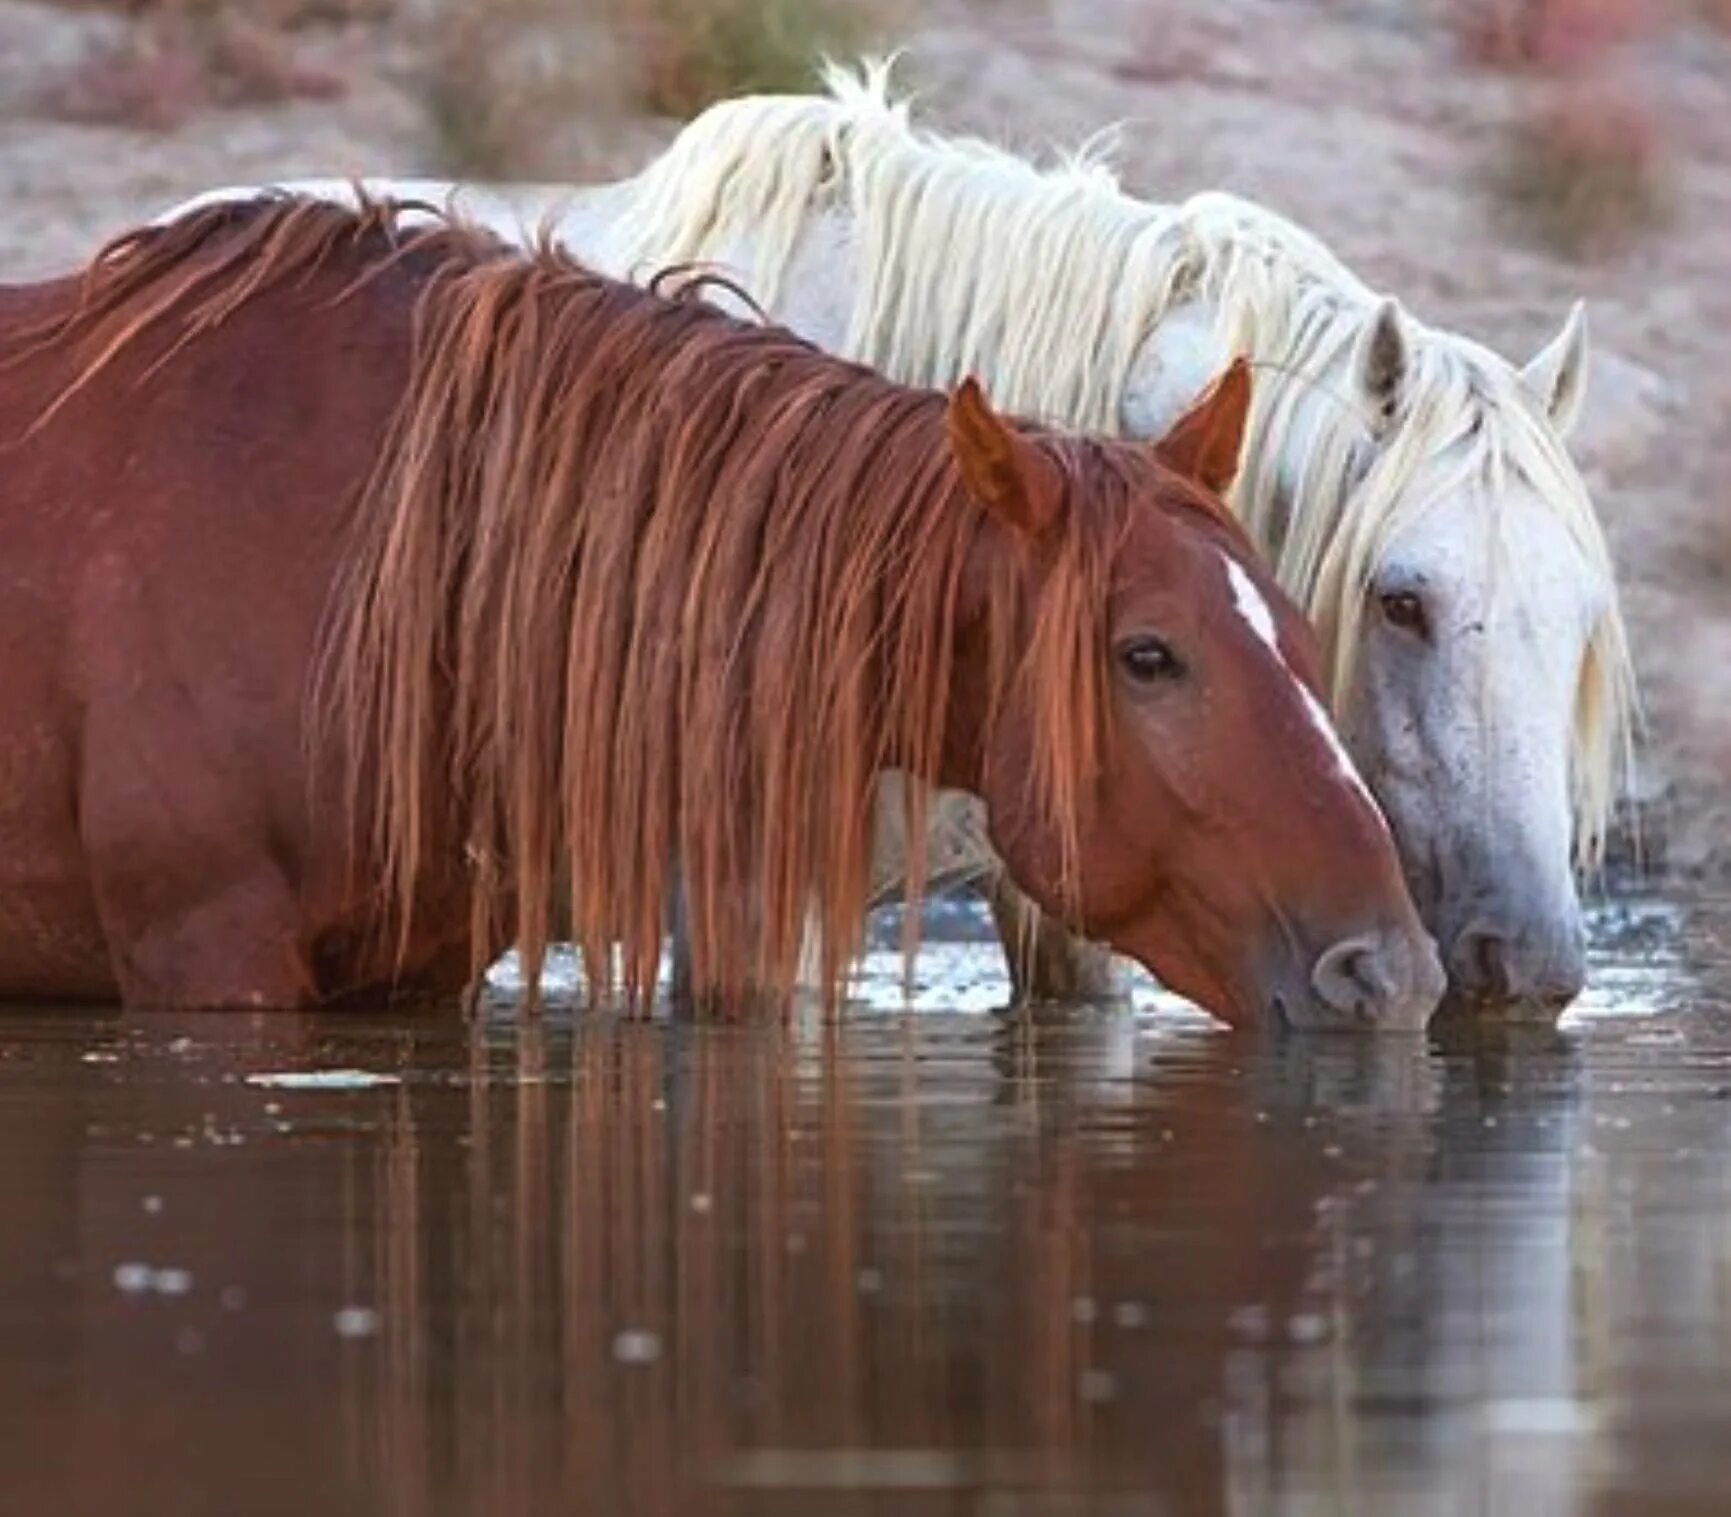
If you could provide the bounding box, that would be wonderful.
[0,249,456,1004]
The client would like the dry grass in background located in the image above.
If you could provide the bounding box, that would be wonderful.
[1452,0,1674,259]
[614,0,883,117]
[40,0,361,129]
[1485,78,1671,257]
[420,0,897,177]
[27,0,901,174]
[1449,0,1652,69]
[418,0,584,177]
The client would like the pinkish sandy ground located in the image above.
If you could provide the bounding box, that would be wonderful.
[0,0,1722,876]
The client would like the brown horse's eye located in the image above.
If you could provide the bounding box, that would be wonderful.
[1380,590,1429,638]
[1118,635,1183,684]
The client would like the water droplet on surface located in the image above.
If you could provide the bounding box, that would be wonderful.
[153,1268,193,1296]
[612,1329,662,1365]
[1078,1369,1117,1403]
[334,1306,379,1339]
[113,1263,152,1294]
[1228,1305,1270,1340]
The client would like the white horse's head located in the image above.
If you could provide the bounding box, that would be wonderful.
[1122,289,1625,1013]
[1270,300,1626,1013]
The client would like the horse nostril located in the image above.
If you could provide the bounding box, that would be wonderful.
[1454,927,1513,1000]
[1449,921,1586,1010]
[1311,934,1396,1019]
[1291,930,1439,1030]
[1477,934,1509,998]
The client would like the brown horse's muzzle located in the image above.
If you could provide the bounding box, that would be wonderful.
[1267,921,1446,1033]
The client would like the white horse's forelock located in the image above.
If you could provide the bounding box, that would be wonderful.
[604,58,1634,868]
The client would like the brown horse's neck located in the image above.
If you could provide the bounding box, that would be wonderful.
[39,191,1117,1007]
[318,214,1020,1007]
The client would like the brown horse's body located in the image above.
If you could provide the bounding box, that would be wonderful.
[0,240,466,1004]
[0,199,1441,1023]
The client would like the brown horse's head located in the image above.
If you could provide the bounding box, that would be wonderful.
[945,362,1444,1031]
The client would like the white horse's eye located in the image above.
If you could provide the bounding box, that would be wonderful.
[1379,589,1430,639]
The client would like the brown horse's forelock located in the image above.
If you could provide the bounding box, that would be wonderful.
[35,194,1141,1011]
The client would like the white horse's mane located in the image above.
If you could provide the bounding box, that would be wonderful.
[608,59,1634,864]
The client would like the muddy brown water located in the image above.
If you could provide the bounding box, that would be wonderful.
[1,897,1728,1516]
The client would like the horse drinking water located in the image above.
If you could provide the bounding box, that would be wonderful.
[0,196,1440,1025]
[187,64,1636,1015]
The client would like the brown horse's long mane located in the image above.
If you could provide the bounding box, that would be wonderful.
[37,194,1161,1010]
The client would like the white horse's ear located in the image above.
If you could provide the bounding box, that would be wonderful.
[1353,297,1408,427]
[1521,300,1590,438]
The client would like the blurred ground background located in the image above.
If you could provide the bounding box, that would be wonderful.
[0,0,1724,878]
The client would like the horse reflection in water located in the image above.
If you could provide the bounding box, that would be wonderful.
[330,1016,1577,1516]
[10,1000,1731,1514]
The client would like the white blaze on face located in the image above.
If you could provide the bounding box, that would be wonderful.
[1222,555,1385,817]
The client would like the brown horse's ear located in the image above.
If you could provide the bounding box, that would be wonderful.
[946,377,1064,538]
[1154,357,1252,497]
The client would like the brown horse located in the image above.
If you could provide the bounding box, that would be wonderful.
[0,196,1441,1025]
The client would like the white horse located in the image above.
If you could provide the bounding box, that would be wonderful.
[172,61,1636,1013]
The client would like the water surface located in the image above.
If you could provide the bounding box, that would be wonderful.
[1,897,1728,1516]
